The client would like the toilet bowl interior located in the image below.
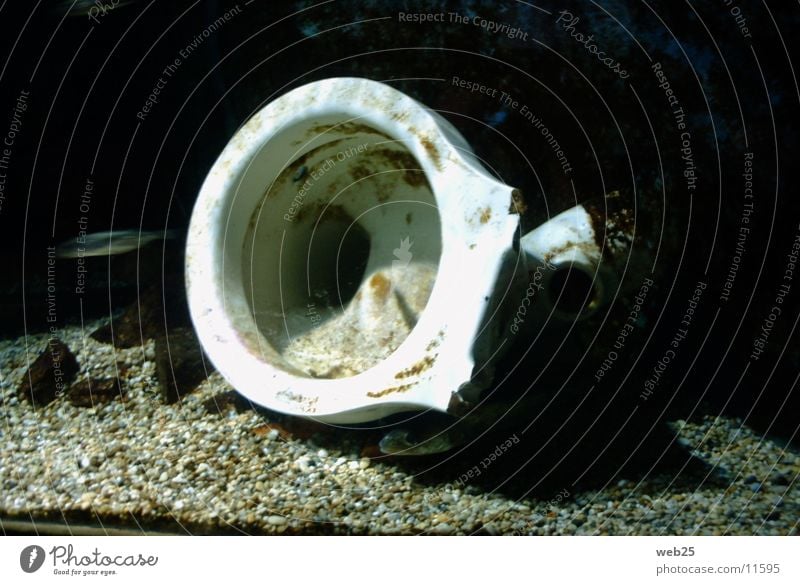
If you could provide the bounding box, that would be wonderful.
[238,118,443,379]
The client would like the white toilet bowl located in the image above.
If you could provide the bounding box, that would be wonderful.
[186,78,623,423]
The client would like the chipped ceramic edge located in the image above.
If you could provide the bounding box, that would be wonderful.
[520,205,601,269]
[519,201,634,318]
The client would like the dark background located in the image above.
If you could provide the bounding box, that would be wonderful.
[0,1,797,483]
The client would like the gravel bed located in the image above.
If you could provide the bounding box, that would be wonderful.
[1,321,798,535]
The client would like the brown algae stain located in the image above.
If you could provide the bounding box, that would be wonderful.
[394,354,437,380]
[509,189,528,215]
[348,161,373,181]
[480,207,492,224]
[375,148,428,188]
[295,202,352,224]
[425,335,442,352]
[367,384,412,399]
[420,136,441,170]
[306,122,392,141]
[369,273,391,301]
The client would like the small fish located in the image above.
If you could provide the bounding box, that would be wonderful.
[379,428,463,456]
[55,229,179,259]
[56,0,136,17]
[377,401,526,456]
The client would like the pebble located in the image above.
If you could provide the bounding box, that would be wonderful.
[772,473,790,485]
[433,522,454,534]
[295,456,312,474]
[0,322,798,535]
[18,338,79,406]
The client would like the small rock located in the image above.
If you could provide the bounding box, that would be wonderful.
[252,423,293,440]
[79,491,97,505]
[771,473,790,486]
[359,457,371,469]
[360,444,384,459]
[434,522,454,534]
[68,377,125,407]
[18,338,79,406]
[267,515,287,526]
[295,456,313,474]
[91,281,188,348]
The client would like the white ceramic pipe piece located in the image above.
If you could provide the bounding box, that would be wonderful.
[519,197,633,319]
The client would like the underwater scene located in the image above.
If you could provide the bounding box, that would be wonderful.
[0,0,798,537]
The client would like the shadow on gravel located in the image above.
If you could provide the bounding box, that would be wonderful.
[382,401,720,502]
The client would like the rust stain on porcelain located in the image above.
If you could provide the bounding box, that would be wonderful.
[367,384,412,399]
[394,354,437,380]
[419,135,442,170]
